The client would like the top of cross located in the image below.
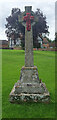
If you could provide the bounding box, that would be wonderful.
[18,6,38,26]
[25,6,32,13]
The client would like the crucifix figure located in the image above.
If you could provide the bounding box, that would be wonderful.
[10,6,50,103]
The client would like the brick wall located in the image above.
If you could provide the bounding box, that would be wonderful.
[0,44,8,48]
[42,43,49,48]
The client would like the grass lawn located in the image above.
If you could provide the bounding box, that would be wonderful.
[2,50,55,118]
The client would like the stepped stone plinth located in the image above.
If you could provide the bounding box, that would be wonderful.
[10,66,50,103]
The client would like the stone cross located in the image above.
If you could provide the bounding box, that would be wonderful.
[10,6,50,103]
[18,6,38,67]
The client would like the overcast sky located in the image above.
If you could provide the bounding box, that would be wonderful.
[0,0,56,41]
[55,1,57,32]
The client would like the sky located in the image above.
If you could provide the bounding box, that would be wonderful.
[55,1,57,32]
[0,0,56,41]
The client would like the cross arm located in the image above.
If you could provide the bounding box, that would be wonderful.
[18,14,23,23]
[34,14,38,22]
[18,12,26,27]
[18,12,26,23]
[31,15,38,26]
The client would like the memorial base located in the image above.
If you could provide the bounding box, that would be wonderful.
[9,66,50,103]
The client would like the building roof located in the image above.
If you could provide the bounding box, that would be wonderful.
[49,42,55,47]
[42,38,49,44]
[0,40,8,45]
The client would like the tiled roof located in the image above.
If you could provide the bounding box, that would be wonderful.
[0,40,8,45]
[49,42,55,47]
[42,38,49,43]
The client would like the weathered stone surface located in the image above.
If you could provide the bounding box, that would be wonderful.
[19,66,39,83]
[25,6,32,13]
[10,66,50,103]
[25,26,34,67]
[9,86,50,103]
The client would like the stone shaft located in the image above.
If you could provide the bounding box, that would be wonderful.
[25,25,34,67]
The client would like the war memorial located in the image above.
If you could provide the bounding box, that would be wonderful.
[9,6,50,103]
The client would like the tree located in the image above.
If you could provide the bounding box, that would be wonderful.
[5,8,25,46]
[32,8,49,47]
[5,8,49,48]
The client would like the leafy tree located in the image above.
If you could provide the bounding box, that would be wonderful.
[5,8,25,46]
[5,8,49,48]
[32,9,49,47]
